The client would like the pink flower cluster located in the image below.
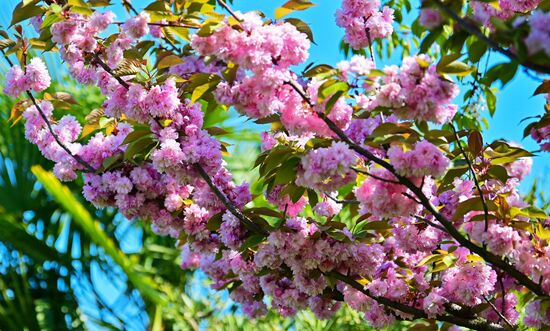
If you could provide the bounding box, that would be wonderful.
[296,142,357,192]
[192,11,350,136]
[471,0,541,28]
[336,55,376,80]
[530,123,550,152]
[419,8,443,29]
[441,261,496,306]
[9,5,550,329]
[50,11,115,83]
[4,58,51,97]
[335,0,394,49]
[376,55,459,123]
[523,11,550,57]
[355,167,422,218]
[22,100,82,181]
[388,140,450,178]
[122,12,150,39]
[192,12,309,74]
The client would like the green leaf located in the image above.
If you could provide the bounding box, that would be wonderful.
[10,2,45,27]
[317,79,348,103]
[0,39,16,51]
[467,130,483,157]
[304,64,333,78]
[124,135,156,160]
[361,221,392,231]
[275,0,316,19]
[157,54,184,69]
[468,40,487,63]
[191,75,221,103]
[523,206,548,219]
[240,234,266,251]
[0,214,58,262]
[285,18,314,43]
[324,90,345,115]
[484,87,497,116]
[32,166,166,305]
[437,60,474,76]
[308,189,319,207]
[144,1,169,11]
[274,158,299,185]
[453,197,497,221]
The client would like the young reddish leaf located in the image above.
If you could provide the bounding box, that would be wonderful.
[534,80,550,96]
[467,130,483,157]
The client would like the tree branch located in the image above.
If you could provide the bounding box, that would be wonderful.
[193,164,267,236]
[483,296,515,330]
[92,54,130,89]
[217,0,243,23]
[2,49,96,173]
[331,272,506,331]
[450,125,490,232]
[286,78,547,296]
[351,166,401,184]
[430,0,550,74]
[26,92,96,172]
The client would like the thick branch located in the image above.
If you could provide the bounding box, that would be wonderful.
[331,273,506,331]
[193,164,267,236]
[95,50,266,237]
[286,79,546,296]
[92,54,130,89]
[431,0,550,74]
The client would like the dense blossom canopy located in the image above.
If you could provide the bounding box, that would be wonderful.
[3,0,550,330]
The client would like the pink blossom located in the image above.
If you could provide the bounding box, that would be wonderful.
[419,8,443,29]
[355,168,420,218]
[336,0,394,50]
[442,261,497,306]
[388,140,449,178]
[3,58,51,97]
[296,142,357,191]
[122,13,151,39]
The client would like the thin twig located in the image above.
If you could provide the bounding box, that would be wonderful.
[92,54,130,89]
[217,0,243,22]
[413,214,447,232]
[193,164,267,235]
[402,191,422,204]
[431,0,550,74]
[27,92,96,172]
[285,77,546,297]
[483,296,515,330]
[351,166,401,184]
[365,28,376,65]
[2,49,96,172]
[122,0,139,15]
[450,124,489,232]
[113,21,200,29]
[326,194,360,205]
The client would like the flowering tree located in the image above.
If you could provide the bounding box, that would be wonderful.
[2,0,550,329]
